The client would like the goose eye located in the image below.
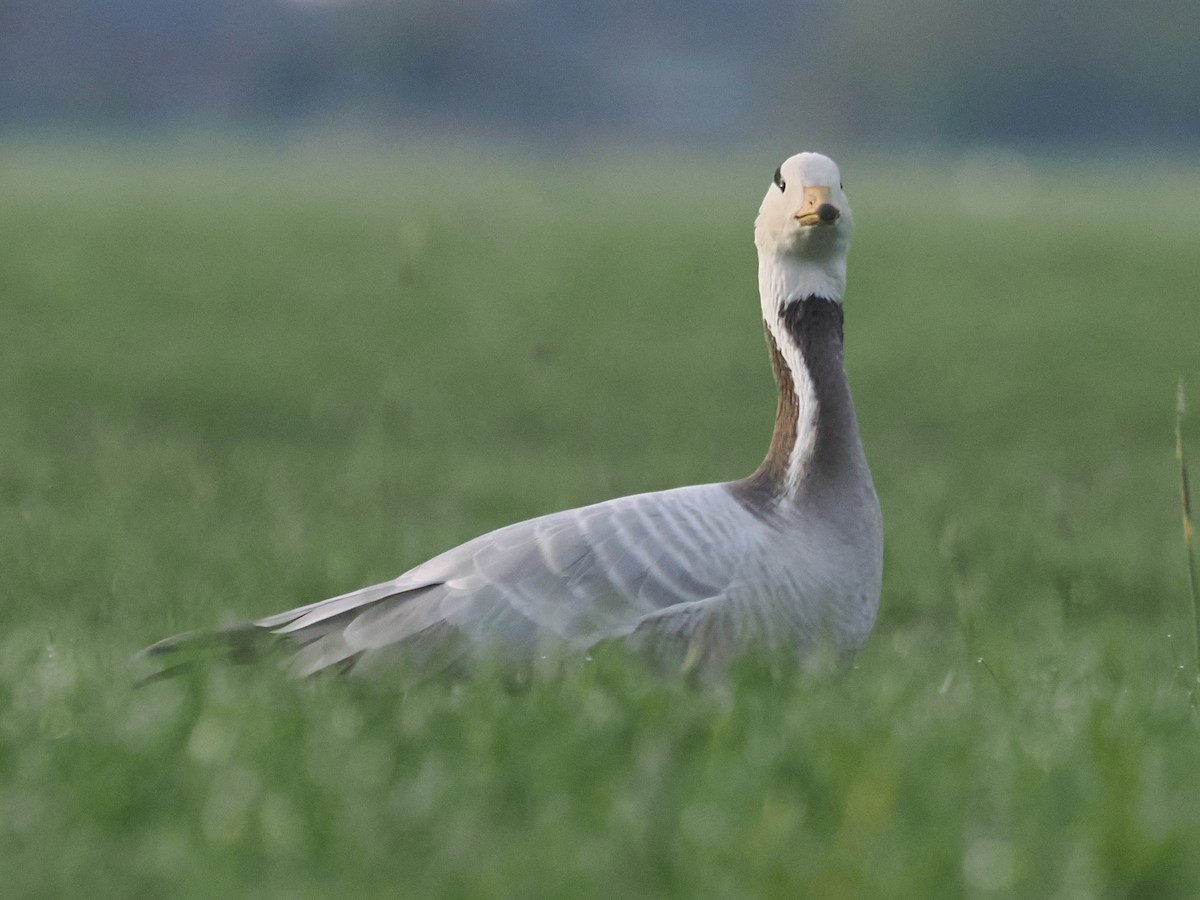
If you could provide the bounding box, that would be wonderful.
[773,166,786,192]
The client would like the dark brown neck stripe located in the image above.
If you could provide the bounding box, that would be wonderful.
[728,295,850,514]
[757,324,799,486]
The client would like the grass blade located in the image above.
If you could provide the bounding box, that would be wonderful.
[1177,380,1200,688]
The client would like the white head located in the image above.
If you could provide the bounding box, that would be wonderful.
[755,152,853,314]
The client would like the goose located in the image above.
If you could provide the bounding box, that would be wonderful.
[143,151,883,679]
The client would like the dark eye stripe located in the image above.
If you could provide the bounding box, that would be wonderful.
[773,166,786,192]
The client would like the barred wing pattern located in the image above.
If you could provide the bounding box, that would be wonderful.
[255,484,780,675]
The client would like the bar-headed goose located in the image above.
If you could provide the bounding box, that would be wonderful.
[144,151,882,678]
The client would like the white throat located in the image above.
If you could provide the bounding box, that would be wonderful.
[757,249,847,321]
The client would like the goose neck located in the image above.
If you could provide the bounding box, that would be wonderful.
[732,293,867,511]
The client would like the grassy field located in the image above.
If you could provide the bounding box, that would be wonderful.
[2,140,1199,898]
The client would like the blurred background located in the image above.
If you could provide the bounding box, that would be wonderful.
[3,0,1198,151]
[4,5,1200,895]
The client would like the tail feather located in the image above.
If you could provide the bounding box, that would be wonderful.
[136,580,453,681]
[138,623,266,661]
[133,623,275,685]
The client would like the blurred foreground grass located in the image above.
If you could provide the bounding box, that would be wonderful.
[1,141,1199,897]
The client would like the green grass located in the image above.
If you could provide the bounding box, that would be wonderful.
[2,141,1199,898]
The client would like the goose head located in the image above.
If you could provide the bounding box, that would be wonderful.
[754,152,854,310]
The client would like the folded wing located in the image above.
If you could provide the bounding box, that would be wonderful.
[258,483,766,675]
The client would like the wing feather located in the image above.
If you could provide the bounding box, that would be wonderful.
[305,485,764,669]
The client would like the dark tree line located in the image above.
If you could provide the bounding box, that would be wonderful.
[1,0,1195,146]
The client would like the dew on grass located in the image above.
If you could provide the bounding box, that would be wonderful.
[963,836,1017,892]
[188,713,235,764]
